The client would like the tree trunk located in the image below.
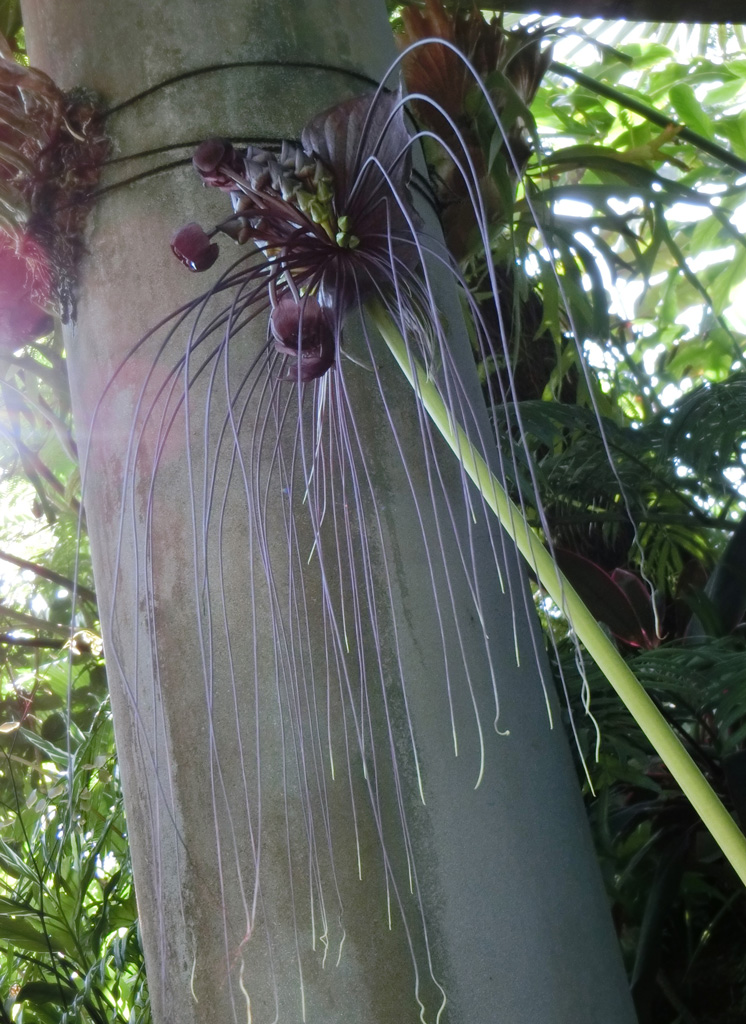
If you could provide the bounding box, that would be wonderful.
[23,2,637,1022]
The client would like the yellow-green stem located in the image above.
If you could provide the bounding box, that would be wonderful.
[369,299,746,888]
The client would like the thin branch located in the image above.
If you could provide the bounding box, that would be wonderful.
[0,549,96,604]
[0,604,72,638]
[0,634,65,649]
[476,1,746,25]
[549,62,746,176]
[546,511,735,529]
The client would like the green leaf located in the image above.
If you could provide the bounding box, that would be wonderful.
[17,981,76,1006]
[0,915,56,953]
[0,838,39,881]
[17,727,69,765]
[0,895,45,917]
[715,113,746,160]
[626,42,675,69]
[705,78,746,107]
[708,247,746,311]
[669,83,715,141]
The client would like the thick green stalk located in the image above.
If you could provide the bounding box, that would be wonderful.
[369,299,746,888]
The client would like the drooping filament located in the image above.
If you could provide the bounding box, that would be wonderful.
[88,41,605,1024]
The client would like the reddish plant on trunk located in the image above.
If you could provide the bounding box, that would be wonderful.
[0,231,53,348]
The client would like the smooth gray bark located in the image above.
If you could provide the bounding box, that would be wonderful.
[24,2,637,1022]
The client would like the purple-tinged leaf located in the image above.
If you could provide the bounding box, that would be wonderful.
[555,549,657,649]
[302,90,418,249]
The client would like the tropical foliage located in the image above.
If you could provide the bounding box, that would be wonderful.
[391,8,746,1022]
[0,350,147,1023]
[1,1,746,1021]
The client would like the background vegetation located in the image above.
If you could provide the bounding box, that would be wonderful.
[1,2,746,1021]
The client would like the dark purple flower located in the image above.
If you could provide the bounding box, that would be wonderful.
[301,88,419,260]
[183,92,418,278]
[172,92,421,379]
[171,222,219,272]
[270,294,335,382]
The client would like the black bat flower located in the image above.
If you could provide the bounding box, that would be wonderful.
[91,63,568,1024]
[170,90,418,381]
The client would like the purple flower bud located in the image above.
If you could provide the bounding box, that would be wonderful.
[193,138,228,174]
[286,344,335,383]
[193,138,244,190]
[171,222,219,272]
[270,295,335,381]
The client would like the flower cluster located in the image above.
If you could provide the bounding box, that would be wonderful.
[171,91,417,382]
